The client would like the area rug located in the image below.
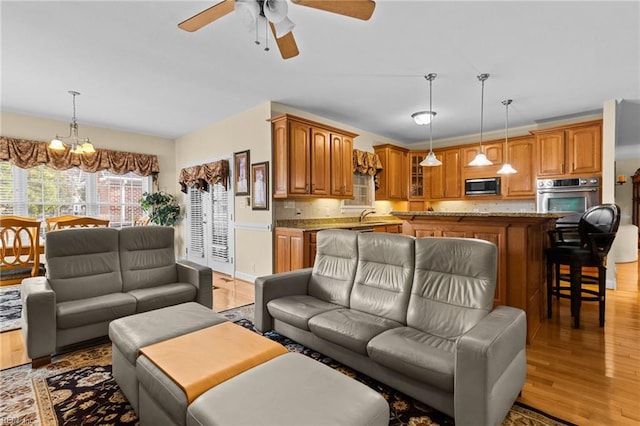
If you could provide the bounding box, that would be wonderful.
[0,305,573,426]
[0,284,22,333]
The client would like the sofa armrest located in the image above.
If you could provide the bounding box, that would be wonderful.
[21,277,57,360]
[176,260,213,309]
[454,306,527,426]
[254,268,312,332]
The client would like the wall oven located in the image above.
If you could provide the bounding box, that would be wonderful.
[536,176,600,225]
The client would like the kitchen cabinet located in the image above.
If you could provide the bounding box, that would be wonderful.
[502,136,536,198]
[373,224,402,233]
[374,144,409,200]
[462,142,504,168]
[330,133,353,197]
[274,228,305,273]
[533,120,602,177]
[425,148,462,200]
[407,151,427,210]
[271,114,358,199]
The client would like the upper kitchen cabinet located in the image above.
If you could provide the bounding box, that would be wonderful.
[532,120,602,177]
[408,151,427,210]
[330,133,353,197]
[374,144,409,200]
[502,136,536,198]
[462,142,504,169]
[271,114,357,199]
[425,147,462,200]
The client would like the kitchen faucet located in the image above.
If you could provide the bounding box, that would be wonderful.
[359,209,376,222]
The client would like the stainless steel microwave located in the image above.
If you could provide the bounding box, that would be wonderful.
[465,177,501,195]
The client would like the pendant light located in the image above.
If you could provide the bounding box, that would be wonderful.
[416,73,442,167]
[497,99,517,174]
[468,73,492,166]
[50,91,96,154]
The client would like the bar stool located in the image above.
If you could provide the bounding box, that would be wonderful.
[545,204,620,328]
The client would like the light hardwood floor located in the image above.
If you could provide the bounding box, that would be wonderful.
[1,261,638,425]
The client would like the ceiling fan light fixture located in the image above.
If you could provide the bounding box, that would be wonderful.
[411,111,436,125]
[235,0,260,31]
[469,73,493,166]
[264,0,289,23]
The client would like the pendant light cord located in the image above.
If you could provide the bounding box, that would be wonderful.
[479,78,485,152]
[429,76,433,152]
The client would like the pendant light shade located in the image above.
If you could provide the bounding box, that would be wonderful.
[497,99,517,175]
[468,73,492,167]
[415,73,442,167]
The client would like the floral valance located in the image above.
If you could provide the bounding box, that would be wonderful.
[0,137,159,176]
[353,149,383,176]
[179,160,229,193]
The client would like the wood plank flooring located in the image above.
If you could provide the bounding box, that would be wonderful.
[1,260,638,425]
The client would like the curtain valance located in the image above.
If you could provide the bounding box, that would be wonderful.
[179,160,229,193]
[0,137,159,176]
[352,149,383,176]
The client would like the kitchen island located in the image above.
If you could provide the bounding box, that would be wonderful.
[391,211,568,343]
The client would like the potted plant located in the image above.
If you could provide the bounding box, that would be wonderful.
[140,191,181,226]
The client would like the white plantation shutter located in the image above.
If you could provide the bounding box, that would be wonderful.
[187,187,205,259]
[210,182,229,262]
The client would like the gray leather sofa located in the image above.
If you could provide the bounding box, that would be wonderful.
[21,226,212,366]
[255,230,526,426]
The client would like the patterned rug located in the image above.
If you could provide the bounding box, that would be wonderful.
[0,304,573,426]
[0,284,22,333]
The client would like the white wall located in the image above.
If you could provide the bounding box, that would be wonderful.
[174,102,272,282]
[0,111,176,191]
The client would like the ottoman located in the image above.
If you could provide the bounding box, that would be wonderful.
[187,353,390,426]
[109,302,228,413]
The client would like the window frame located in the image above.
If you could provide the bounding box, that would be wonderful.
[341,172,375,211]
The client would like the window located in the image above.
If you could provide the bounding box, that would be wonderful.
[0,162,151,228]
[342,173,375,209]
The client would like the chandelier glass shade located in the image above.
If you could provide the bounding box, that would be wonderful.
[415,73,441,167]
[468,74,492,167]
[497,99,517,175]
[50,91,95,154]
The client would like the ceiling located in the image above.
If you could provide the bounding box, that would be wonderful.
[2,1,639,146]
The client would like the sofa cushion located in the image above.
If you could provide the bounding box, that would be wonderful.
[128,283,197,313]
[267,295,342,331]
[367,326,456,392]
[308,230,359,307]
[408,238,497,338]
[349,233,415,324]
[46,228,123,303]
[308,308,401,355]
[56,293,137,329]
[119,226,178,292]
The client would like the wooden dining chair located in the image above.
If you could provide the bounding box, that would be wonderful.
[0,215,43,285]
[46,215,110,230]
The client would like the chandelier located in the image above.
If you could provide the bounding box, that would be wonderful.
[50,91,96,154]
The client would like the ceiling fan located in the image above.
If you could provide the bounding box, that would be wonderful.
[178,0,376,60]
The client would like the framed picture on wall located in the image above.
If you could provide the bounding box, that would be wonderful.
[251,161,269,211]
[234,150,250,196]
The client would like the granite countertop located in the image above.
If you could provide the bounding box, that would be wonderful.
[276,217,402,231]
[390,211,570,218]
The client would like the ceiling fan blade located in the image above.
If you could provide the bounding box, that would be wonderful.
[290,0,375,21]
[270,23,299,60]
[178,0,235,32]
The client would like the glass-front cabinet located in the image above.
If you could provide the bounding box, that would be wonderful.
[408,151,427,210]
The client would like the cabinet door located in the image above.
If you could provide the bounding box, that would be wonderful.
[289,121,311,195]
[567,124,601,175]
[443,148,462,198]
[310,128,331,195]
[388,148,407,199]
[408,151,426,200]
[504,138,535,198]
[330,134,353,197]
[272,119,288,198]
[275,229,304,273]
[425,152,445,199]
[536,131,565,176]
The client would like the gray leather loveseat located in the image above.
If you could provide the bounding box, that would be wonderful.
[21,226,212,366]
[255,230,526,426]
